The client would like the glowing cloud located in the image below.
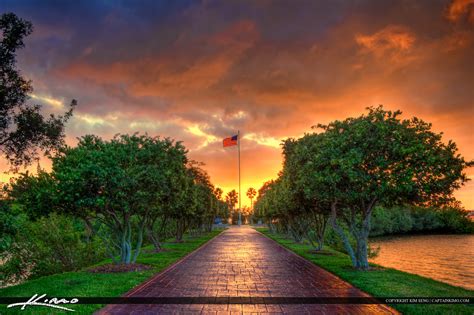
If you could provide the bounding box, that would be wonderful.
[244,133,282,149]
[30,94,63,109]
[355,25,417,66]
[2,0,473,208]
[186,124,218,149]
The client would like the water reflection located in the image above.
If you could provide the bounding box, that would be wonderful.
[370,234,474,290]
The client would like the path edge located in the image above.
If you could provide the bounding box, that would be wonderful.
[253,227,399,315]
[95,228,227,314]
[124,228,227,297]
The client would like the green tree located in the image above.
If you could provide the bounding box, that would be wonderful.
[225,190,238,212]
[0,201,28,253]
[165,161,203,242]
[255,178,290,234]
[213,187,229,223]
[281,138,330,249]
[187,161,217,233]
[253,180,273,221]
[8,168,57,219]
[143,139,189,250]
[1,213,103,285]
[246,187,256,209]
[299,106,472,269]
[51,134,188,264]
[214,187,223,201]
[225,190,238,224]
[0,13,75,169]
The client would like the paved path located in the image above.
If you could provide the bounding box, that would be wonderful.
[98,226,397,314]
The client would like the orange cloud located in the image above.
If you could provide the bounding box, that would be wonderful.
[11,1,474,209]
[356,25,415,51]
[355,25,417,66]
[446,0,474,24]
[62,19,258,100]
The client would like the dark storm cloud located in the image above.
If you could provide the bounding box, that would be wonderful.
[1,0,472,206]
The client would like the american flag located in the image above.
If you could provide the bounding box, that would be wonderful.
[223,134,238,147]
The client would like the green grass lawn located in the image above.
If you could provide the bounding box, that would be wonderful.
[0,229,223,314]
[258,228,473,315]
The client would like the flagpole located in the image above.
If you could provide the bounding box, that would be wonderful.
[238,130,242,226]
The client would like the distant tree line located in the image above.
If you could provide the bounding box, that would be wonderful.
[370,205,473,236]
[254,106,473,270]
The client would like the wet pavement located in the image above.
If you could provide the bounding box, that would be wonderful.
[97,226,397,314]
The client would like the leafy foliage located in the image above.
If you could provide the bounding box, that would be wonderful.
[0,201,27,252]
[6,134,229,266]
[226,189,239,224]
[8,168,56,219]
[255,106,472,270]
[49,134,192,264]
[0,13,75,169]
[1,213,104,286]
[371,205,474,236]
[0,230,222,314]
[246,187,256,206]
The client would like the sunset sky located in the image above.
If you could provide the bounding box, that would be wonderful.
[1,0,473,208]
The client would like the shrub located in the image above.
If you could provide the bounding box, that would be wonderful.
[370,206,394,236]
[0,202,28,253]
[439,208,474,233]
[369,205,473,237]
[1,213,104,286]
[391,206,413,234]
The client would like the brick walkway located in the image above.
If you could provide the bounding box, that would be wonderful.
[97,226,397,314]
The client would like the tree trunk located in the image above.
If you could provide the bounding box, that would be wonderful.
[353,208,373,270]
[316,224,326,250]
[131,220,145,263]
[268,222,276,233]
[341,199,376,270]
[312,213,328,251]
[289,220,304,243]
[82,217,94,242]
[175,220,185,242]
[305,230,319,250]
[206,218,213,232]
[147,226,162,252]
[120,220,132,264]
[355,235,369,270]
[330,202,357,267]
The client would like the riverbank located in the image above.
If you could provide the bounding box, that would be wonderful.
[0,229,223,314]
[370,234,473,290]
[258,228,473,315]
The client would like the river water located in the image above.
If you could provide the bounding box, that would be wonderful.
[369,234,474,290]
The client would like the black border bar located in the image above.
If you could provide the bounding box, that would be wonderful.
[0,297,472,304]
